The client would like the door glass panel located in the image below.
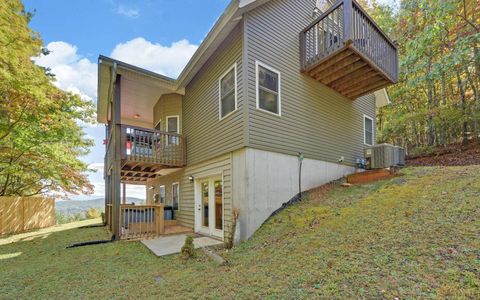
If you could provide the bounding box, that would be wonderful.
[214,180,223,230]
[201,182,209,227]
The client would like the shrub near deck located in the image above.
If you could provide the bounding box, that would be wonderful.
[0,166,479,299]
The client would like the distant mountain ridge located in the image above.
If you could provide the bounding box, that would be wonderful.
[56,197,145,215]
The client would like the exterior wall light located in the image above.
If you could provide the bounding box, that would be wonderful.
[188,175,194,182]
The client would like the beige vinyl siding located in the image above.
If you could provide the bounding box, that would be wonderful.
[153,93,182,132]
[183,24,245,165]
[244,0,376,166]
[147,153,233,240]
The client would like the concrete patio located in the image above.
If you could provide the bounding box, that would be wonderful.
[141,234,223,257]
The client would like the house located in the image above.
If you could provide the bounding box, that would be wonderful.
[96,0,398,242]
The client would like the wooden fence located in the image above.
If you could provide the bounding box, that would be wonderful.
[0,197,55,236]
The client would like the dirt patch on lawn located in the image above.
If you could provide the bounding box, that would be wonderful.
[407,141,480,166]
[308,183,336,204]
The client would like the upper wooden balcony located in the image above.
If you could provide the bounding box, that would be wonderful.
[105,125,186,185]
[300,0,398,99]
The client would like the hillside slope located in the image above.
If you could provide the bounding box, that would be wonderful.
[1,166,479,299]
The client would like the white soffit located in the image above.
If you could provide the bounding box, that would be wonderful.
[374,88,391,108]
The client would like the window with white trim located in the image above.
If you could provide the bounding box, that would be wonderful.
[364,115,374,146]
[219,64,237,119]
[166,116,179,145]
[159,185,165,203]
[256,62,281,115]
[172,182,179,210]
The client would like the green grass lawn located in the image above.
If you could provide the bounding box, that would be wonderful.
[1,166,479,299]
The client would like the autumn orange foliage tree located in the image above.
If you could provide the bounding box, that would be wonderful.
[0,0,95,197]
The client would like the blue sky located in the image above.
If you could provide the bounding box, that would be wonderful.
[24,0,230,199]
[25,0,228,60]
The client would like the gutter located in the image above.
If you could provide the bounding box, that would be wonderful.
[99,55,176,83]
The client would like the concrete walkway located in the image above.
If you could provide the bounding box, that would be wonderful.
[141,234,223,257]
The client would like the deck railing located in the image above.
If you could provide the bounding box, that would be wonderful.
[301,0,398,82]
[120,204,164,239]
[104,124,186,172]
[123,125,186,166]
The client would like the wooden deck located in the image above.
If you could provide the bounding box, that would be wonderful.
[300,0,398,99]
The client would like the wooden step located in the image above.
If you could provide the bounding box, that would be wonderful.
[346,169,394,184]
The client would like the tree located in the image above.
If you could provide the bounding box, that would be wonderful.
[0,0,95,197]
[373,0,480,153]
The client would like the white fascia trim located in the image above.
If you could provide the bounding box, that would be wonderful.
[239,0,257,8]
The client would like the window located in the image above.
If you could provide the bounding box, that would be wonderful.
[159,185,165,203]
[219,63,237,119]
[172,182,179,210]
[256,61,281,115]
[364,115,374,146]
[166,116,179,145]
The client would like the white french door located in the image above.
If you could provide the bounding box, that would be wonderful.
[194,175,223,239]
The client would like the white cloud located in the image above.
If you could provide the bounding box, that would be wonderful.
[111,38,198,78]
[34,41,97,100]
[116,5,140,18]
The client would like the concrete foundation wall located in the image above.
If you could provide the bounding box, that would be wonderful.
[233,148,355,241]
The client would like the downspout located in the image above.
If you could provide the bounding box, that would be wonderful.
[298,153,304,199]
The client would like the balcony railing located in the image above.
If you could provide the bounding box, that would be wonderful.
[300,0,398,99]
[105,125,186,169]
[123,125,186,166]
